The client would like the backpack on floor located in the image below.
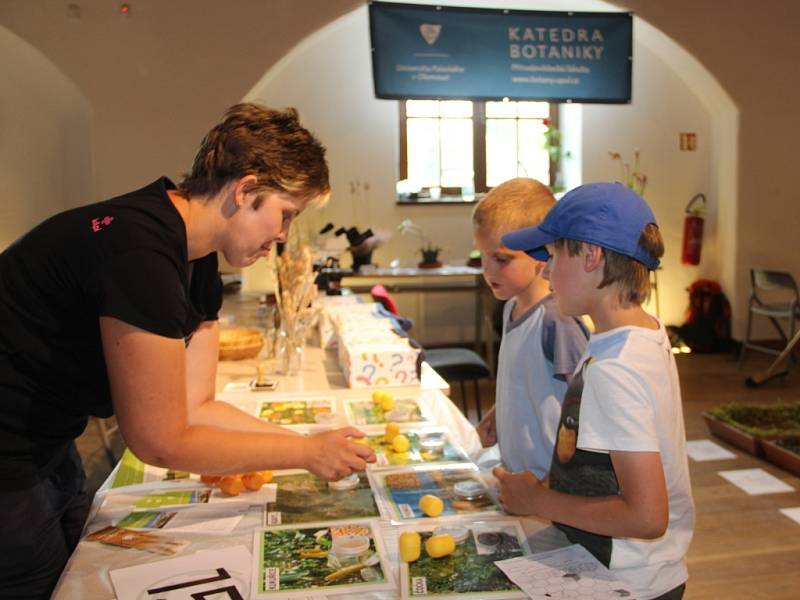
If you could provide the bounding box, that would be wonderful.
[678,279,733,353]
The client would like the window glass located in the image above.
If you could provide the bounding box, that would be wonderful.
[486,119,518,186]
[407,118,440,187]
[440,118,473,187]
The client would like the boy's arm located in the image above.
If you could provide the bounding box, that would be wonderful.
[495,449,668,539]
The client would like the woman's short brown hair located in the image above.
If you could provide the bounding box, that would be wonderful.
[555,223,663,305]
[178,103,329,206]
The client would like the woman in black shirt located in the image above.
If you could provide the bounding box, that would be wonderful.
[0,103,375,598]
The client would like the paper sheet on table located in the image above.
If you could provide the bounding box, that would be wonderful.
[686,439,737,461]
[779,506,800,525]
[103,483,277,510]
[494,544,634,599]
[718,468,795,495]
[110,545,251,600]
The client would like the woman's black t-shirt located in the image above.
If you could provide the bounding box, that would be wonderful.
[0,177,222,488]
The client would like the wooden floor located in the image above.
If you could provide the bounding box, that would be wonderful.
[77,350,800,599]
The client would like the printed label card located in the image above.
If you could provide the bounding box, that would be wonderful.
[368,463,500,521]
[399,519,529,599]
[266,470,380,525]
[718,468,795,495]
[686,439,737,461]
[251,519,394,598]
[109,544,251,600]
[495,544,635,599]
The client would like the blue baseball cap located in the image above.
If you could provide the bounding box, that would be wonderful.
[501,182,660,270]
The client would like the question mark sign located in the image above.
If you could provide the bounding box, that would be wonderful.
[390,353,404,370]
[361,363,377,383]
[395,371,408,384]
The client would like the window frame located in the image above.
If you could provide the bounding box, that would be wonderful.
[399,100,559,196]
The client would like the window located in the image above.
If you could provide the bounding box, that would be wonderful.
[399,100,556,198]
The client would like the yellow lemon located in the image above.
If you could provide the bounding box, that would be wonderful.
[425,534,455,558]
[399,531,421,562]
[380,394,395,412]
[371,390,386,404]
[384,422,400,443]
[418,494,444,517]
[392,434,410,453]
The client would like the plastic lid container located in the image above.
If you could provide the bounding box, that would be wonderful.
[433,524,469,545]
[419,436,445,453]
[332,534,370,558]
[328,473,360,491]
[453,480,486,500]
[314,412,337,425]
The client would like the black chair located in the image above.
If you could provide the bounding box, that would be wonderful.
[370,286,491,421]
[423,347,491,420]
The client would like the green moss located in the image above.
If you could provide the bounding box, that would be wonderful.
[708,403,800,438]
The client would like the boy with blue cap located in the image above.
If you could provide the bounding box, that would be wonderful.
[494,183,694,600]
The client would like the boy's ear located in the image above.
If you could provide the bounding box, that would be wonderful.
[583,243,605,272]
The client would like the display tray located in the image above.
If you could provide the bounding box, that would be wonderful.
[702,412,771,456]
[762,437,800,477]
[398,519,529,599]
[369,463,500,522]
[251,519,393,598]
[343,395,433,426]
[266,470,380,525]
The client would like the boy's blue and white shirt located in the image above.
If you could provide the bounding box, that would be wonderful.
[550,321,695,599]
[496,294,589,478]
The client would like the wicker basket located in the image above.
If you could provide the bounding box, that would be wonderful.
[218,327,264,361]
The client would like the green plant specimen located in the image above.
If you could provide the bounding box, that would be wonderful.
[707,403,800,437]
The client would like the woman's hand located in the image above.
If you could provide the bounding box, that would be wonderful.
[476,406,497,447]
[302,427,376,481]
[493,466,543,516]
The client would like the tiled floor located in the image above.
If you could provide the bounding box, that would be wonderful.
[75,349,800,598]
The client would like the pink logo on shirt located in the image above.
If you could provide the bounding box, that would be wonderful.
[91,216,114,232]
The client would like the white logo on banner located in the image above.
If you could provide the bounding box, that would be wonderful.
[419,23,441,45]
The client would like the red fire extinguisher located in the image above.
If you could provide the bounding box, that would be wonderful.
[681,193,706,265]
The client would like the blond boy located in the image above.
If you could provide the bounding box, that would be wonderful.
[472,178,588,479]
[496,183,694,600]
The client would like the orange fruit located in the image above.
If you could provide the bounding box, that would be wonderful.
[200,474,221,486]
[259,470,273,483]
[218,475,244,496]
[242,472,264,491]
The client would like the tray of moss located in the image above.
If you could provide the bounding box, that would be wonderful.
[703,403,800,456]
[762,437,800,477]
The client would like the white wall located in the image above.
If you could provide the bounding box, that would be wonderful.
[0,25,92,248]
[245,3,718,332]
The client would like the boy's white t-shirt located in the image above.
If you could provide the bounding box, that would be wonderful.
[496,295,589,478]
[550,322,695,599]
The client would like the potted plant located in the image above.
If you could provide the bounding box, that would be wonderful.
[703,402,800,456]
[397,219,442,269]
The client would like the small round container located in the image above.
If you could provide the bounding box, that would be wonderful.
[314,412,337,425]
[419,436,445,455]
[433,524,469,545]
[328,473,360,491]
[330,534,371,567]
[453,480,486,501]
